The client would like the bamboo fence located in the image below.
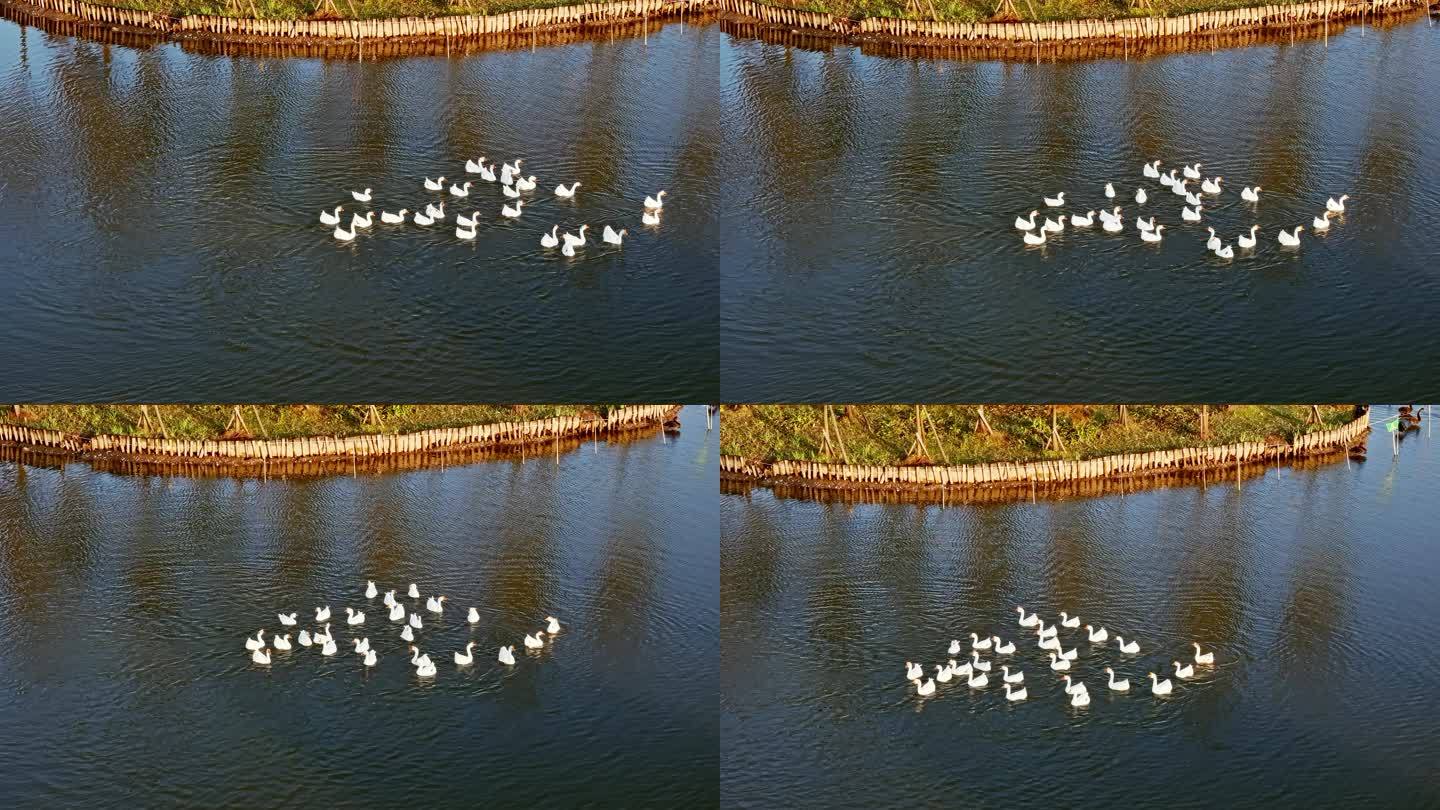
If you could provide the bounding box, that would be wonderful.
[0,404,680,461]
[721,411,1370,490]
[721,0,1425,42]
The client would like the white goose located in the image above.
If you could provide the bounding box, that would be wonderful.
[1206,227,1222,251]
[408,583,420,599]
[455,642,476,666]
[1149,672,1173,695]
[345,607,365,626]
[1084,624,1108,643]
[516,175,538,192]
[1039,635,1061,652]
[966,670,988,689]
[1238,225,1260,249]
[1070,690,1091,707]
[1312,211,1332,231]
[1214,243,1234,259]
[423,176,446,191]
[1015,211,1039,231]
[319,206,343,225]
[501,200,524,218]
[561,242,576,257]
[1103,217,1123,233]
[524,632,545,649]
[350,188,372,202]
[1241,185,1262,202]
[1037,622,1057,640]
[1023,229,1047,246]
[412,211,435,227]
[1003,683,1028,701]
[970,651,991,672]
[948,639,961,656]
[363,649,378,667]
[350,211,373,230]
[1182,205,1202,222]
[554,182,581,198]
[465,157,487,174]
[1193,643,1215,665]
[1201,176,1224,195]
[298,630,313,647]
[916,677,936,696]
[1183,163,1203,180]
[546,615,561,635]
[1174,661,1195,679]
[1159,169,1177,187]
[1048,652,1071,671]
[1185,191,1203,207]
[1279,226,1304,246]
[971,633,992,651]
[642,210,661,226]
[383,590,396,608]
[1117,636,1140,654]
[426,595,447,614]
[426,201,446,220]
[905,661,924,681]
[1105,667,1130,691]
[1043,192,1066,207]
[389,603,405,622]
[1060,612,1080,629]
[1140,224,1166,243]
[456,211,479,228]
[409,613,423,630]
[400,625,414,642]
[1143,160,1162,179]
[934,664,953,684]
[478,163,497,182]
[1058,645,1078,662]
[321,638,338,656]
[449,181,472,197]
[409,646,433,668]
[540,226,560,248]
[353,638,370,655]
[314,623,332,645]
[1001,665,1024,684]
[315,606,331,623]
[364,581,378,599]
[644,190,667,209]
[273,634,292,651]
[1104,183,1115,199]
[501,160,523,184]
[1016,606,1040,627]
[503,183,521,199]
[1173,179,1191,198]
[1326,194,1349,213]
[416,658,437,677]
[1137,216,1155,231]
[277,612,297,626]
[992,637,1016,655]
[563,225,589,248]
[252,648,271,665]
[949,660,972,679]
[498,645,517,666]
[1135,187,1147,205]
[468,607,481,624]
[602,225,627,245]
[333,223,356,241]
[1070,210,1095,227]
[1061,675,1088,695]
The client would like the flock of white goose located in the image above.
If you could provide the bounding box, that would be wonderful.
[1015,159,1351,258]
[906,605,1216,707]
[245,579,559,679]
[319,156,668,259]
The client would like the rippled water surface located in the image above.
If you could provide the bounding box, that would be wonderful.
[721,21,1440,401]
[0,20,718,401]
[0,406,718,806]
[721,406,1440,806]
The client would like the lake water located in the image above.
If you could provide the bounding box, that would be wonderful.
[0,18,718,402]
[721,19,1440,402]
[0,405,718,806]
[721,406,1440,806]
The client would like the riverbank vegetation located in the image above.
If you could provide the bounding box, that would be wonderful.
[1,404,616,440]
[760,0,1356,24]
[77,0,585,21]
[721,404,1359,466]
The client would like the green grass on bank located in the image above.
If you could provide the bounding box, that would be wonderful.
[1,404,620,441]
[84,0,587,22]
[769,0,1334,25]
[721,405,1360,466]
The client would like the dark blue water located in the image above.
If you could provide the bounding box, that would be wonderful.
[721,405,1440,807]
[0,405,718,806]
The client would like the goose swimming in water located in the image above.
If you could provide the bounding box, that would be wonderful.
[1313,211,1332,231]
[1070,210,1096,227]
[1206,227,1222,251]
[1174,661,1195,679]
[1241,185,1262,202]
[389,603,406,622]
[905,661,924,681]
[333,223,356,241]
[1016,606,1040,627]
[917,677,936,696]
[1159,169,1177,188]
[383,589,396,607]
[966,670,988,689]
[424,176,446,191]
[468,607,481,624]
[1037,622,1057,640]
[1143,160,1162,179]
[970,650,992,672]
[273,634,292,651]
[1001,665,1024,684]
[554,182,581,198]
[1023,229,1047,246]
[400,625,414,642]
[1105,667,1130,691]
[948,639,961,656]
[934,664,953,684]
[350,188,372,202]
[1105,183,1115,199]
[315,607,331,623]
[501,201,524,218]
[1182,205,1202,222]
[364,581,378,599]
[992,636,1016,655]
[345,607,365,626]
[449,181,472,197]
[1043,192,1066,207]
[540,226,560,248]
[1193,643,1215,665]
[561,242,576,257]
[478,163,497,182]
[1041,216,1064,234]
[1173,179,1191,197]
[1140,224,1166,243]
[278,612,297,626]
[1149,672,1173,695]
[353,638,370,655]
[1058,645,1078,661]
[1070,690,1091,707]
[1048,652,1071,671]
[1003,683,1028,701]
[524,632,545,649]
[1085,625,1108,643]
[319,206,343,225]
[1326,194,1349,213]
[1279,226,1304,246]
[252,648,271,665]
[426,596,447,614]
[642,210,661,226]
[1135,188,1147,205]
[456,211,479,228]
[408,583,420,599]
[1015,211,1039,231]
[971,633,993,651]
[563,225,589,248]
[644,190,667,210]
[1061,675,1088,696]
[602,225,627,245]
[1183,163,1202,180]
[465,156,487,174]
[502,183,521,199]
[1103,217,1123,233]
[1214,243,1234,259]
[499,645,517,665]
[298,630,312,647]
[1117,636,1140,654]
[409,613,423,629]
[1201,176,1224,194]
[1039,635,1061,651]
[413,211,434,227]
[1185,192,1203,208]
[409,646,433,668]
[363,649,377,667]
[1137,216,1155,231]
[350,211,373,230]
[455,642,476,666]
[1238,225,1260,249]
[1060,612,1080,629]
[321,638,338,656]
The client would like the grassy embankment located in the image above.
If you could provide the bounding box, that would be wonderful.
[721,404,1358,466]
[756,0,1348,24]
[72,0,590,21]
[1,404,620,441]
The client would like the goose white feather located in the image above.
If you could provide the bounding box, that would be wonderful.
[1048,652,1071,671]
[917,677,936,696]
[1241,185,1262,202]
[1001,665,1024,684]
[499,645,516,665]
[971,633,992,651]
[554,182,581,198]
[602,225,627,245]
[252,648,271,664]
[1060,612,1080,628]
[644,190,667,209]
[319,206,343,225]
[1016,606,1040,627]
[1149,672,1173,695]
[642,210,661,225]
[1326,194,1349,213]
[1117,636,1140,654]
[345,607,365,626]
[1174,661,1195,679]
[1193,643,1215,665]
[501,201,524,218]
[1105,667,1130,691]
[1140,224,1166,243]
[273,634,292,651]
[1104,183,1115,199]
[1238,225,1260,249]
[298,630,312,647]
[315,607,331,623]
[424,176,445,191]
[1085,624,1108,643]
[1043,192,1066,207]
[364,581,378,599]
[350,188,372,202]
[1279,226,1304,246]
[278,612,297,626]
[541,226,560,248]
[455,642,476,666]
[524,632,545,649]
[469,607,481,624]
[1003,683,1028,701]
